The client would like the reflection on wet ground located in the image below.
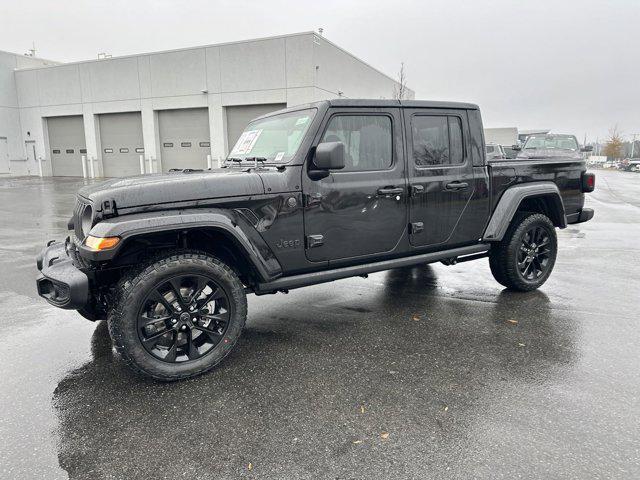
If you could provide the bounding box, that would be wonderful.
[1,171,639,479]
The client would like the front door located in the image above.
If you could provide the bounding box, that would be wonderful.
[405,109,476,247]
[302,108,407,263]
[25,141,36,175]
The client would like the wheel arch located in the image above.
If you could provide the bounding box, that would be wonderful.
[483,182,567,242]
[82,209,283,285]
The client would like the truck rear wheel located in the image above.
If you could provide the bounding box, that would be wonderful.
[488,212,558,292]
[108,251,247,381]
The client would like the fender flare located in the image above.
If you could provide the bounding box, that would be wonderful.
[483,182,567,241]
[80,208,283,282]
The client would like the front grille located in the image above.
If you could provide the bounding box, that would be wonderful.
[73,197,92,241]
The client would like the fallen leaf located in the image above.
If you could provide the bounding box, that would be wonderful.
[353,439,362,444]
[507,319,518,325]
[360,405,365,414]
[380,432,390,439]
[443,405,449,412]
[412,315,420,321]
[518,342,526,347]
[248,463,253,471]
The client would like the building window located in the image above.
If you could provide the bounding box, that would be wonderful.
[163,143,173,148]
[66,149,74,154]
[181,142,192,148]
[135,148,144,153]
[199,141,210,148]
[320,115,392,171]
[104,148,113,153]
[79,148,87,154]
[52,149,61,154]
[119,148,129,153]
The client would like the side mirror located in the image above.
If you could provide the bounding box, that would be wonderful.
[314,142,345,170]
[512,144,522,151]
[581,145,593,152]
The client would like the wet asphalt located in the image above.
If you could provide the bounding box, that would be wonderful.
[0,170,638,479]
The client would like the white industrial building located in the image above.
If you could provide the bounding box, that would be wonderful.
[0,32,413,177]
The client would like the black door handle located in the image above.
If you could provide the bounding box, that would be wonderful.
[377,187,404,196]
[445,181,469,191]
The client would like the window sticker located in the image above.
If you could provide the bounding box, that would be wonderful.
[274,151,285,162]
[295,116,309,126]
[231,129,262,155]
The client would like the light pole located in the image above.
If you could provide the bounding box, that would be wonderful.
[631,134,639,159]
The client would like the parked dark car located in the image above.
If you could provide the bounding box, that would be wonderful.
[515,133,593,160]
[36,99,595,380]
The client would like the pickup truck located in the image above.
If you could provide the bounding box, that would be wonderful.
[36,99,595,381]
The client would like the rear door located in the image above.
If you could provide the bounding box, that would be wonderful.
[405,109,476,247]
[302,107,407,263]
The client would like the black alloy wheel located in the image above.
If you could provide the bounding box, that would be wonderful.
[488,212,558,292]
[517,226,552,281]
[137,274,231,363]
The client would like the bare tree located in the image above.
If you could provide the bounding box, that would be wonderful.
[603,125,624,159]
[393,62,408,100]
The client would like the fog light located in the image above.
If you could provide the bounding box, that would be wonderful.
[85,235,120,251]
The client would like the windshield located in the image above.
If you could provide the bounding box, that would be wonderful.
[227,108,316,163]
[524,135,578,151]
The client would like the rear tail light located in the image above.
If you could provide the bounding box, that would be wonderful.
[582,172,595,193]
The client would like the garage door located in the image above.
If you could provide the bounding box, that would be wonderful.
[226,104,286,153]
[48,116,86,177]
[159,108,210,172]
[99,112,144,178]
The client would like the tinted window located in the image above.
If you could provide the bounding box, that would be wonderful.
[412,116,449,166]
[321,115,392,171]
[467,109,484,167]
[449,117,463,164]
[412,115,464,166]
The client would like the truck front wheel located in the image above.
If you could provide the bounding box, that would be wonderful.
[108,251,247,381]
[488,212,558,292]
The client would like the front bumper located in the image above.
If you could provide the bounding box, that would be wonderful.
[36,241,89,310]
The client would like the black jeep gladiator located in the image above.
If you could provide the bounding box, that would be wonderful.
[36,99,595,380]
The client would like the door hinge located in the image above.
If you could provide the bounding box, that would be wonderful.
[409,222,424,234]
[306,234,324,248]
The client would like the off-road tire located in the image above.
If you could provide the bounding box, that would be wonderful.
[488,212,558,292]
[108,251,247,381]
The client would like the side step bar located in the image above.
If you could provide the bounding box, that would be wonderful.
[254,244,490,295]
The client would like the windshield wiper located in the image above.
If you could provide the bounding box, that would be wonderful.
[245,157,268,167]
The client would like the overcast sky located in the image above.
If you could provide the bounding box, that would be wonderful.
[1,0,637,141]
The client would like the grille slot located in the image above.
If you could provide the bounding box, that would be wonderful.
[73,197,92,240]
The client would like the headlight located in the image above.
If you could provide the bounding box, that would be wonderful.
[80,204,93,238]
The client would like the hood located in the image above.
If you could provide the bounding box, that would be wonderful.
[516,149,582,160]
[79,169,265,211]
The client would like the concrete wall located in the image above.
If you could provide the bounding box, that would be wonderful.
[312,36,415,101]
[7,32,409,177]
[0,51,57,175]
